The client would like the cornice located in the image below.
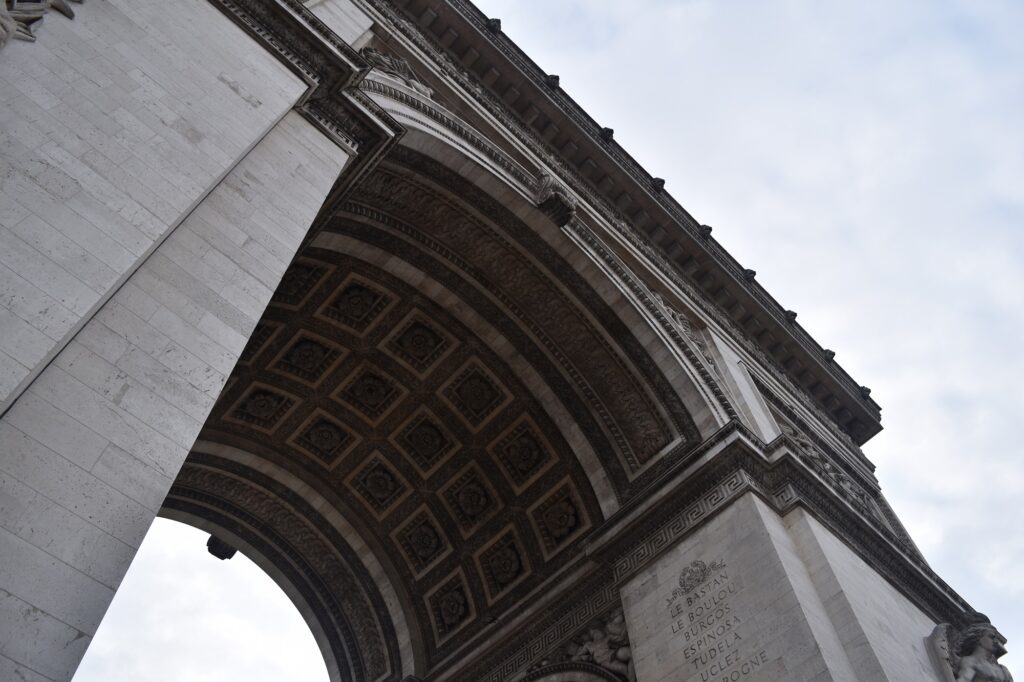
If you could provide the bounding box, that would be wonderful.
[354,0,882,446]
[5,1,881,447]
[442,421,972,681]
[356,63,873,465]
[597,427,971,623]
[207,0,405,222]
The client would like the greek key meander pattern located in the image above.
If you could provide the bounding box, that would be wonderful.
[611,471,749,581]
[472,436,972,682]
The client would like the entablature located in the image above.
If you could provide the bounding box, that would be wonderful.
[213,0,885,502]
[347,0,883,446]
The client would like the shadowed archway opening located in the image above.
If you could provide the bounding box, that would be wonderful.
[164,135,718,680]
[72,518,329,682]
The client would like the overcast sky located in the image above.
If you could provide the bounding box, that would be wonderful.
[75,1,1022,679]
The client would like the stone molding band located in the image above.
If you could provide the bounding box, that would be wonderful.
[165,454,404,682]
[354,0,880,446]
[440,420,975,681]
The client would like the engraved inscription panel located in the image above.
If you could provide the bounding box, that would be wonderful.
[666,560,768,681]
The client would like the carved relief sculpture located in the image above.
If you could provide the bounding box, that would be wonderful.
[360,46,434,97]
[1,0,81,47]
[779,420,875,514]
[567,609,636,682]
[535,172,577,227]
[929,619,1014,682]
[526,606,636,681]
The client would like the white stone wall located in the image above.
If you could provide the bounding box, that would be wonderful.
[0,0,306,413]
[307,0,375,45]
[785,509,940,681]
[0,110,349,682]
[620,493,941,682]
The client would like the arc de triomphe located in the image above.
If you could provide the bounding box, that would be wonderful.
[0,2,1010,681]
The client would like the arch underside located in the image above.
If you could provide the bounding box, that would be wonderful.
[166,145,713,679]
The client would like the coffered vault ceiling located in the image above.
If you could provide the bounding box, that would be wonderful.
[169,149,703,679]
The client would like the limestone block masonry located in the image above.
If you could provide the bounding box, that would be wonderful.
[0,109,349,681]
[0,0,305,413]
[622,493,943,682]
[0,1,1009,681]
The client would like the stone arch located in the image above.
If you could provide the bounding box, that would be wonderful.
[360,67,733,456]
[327,130,724,491]
[168,90,734,679]
[161,443,409,682]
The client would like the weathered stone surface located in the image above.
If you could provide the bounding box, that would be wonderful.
[0,108,348,678]
[0,0,306,414]
[0,1,998,681]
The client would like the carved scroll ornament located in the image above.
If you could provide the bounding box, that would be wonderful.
[1,0,81,47]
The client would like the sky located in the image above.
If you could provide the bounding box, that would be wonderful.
[72,519,329,682]
[75,0,1022,679]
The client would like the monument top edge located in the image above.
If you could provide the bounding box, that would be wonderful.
[377,0,883,441]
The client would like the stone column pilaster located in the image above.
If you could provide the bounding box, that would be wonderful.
[620,492,941,682]
[0,110,350,682]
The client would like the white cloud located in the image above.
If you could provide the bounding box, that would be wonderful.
[74,1,1022,677]
[73,519,328,682]
[480,0,1024,671]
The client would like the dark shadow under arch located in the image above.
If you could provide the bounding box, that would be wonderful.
[162,451,406,682]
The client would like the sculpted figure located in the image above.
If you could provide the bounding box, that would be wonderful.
[0,5,18,47]
[930,620,1013,682]
[1,0,82,46]
[568,610,636,681]
[955,623,1013,682]
[360,46,433,97]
